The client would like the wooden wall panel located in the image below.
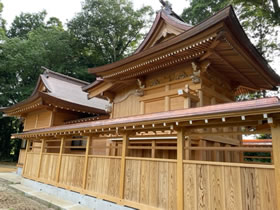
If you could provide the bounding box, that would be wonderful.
[37,110,52,128]
[24,153,40,178]
[170,96,184,111]
[183,162,277,210]
[145,99,165,114]
[24,109,53,131]
[124,159,177,210]
[59,155,84,188]
[24,113,37,131]
[86,156,121,197]
[39,154,58,183]
[113,94,140,118]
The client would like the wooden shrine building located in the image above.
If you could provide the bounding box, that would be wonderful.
[2,4,280,210]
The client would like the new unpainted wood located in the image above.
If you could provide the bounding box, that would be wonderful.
[22,140,30,175]
[55,137,65,183]
[119,133,129,199]
[37,139,45,178]
[177,128,184,210]
[82,136,91,189]
[271,125,280,209]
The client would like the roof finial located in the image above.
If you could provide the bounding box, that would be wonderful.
[159,0,172,14]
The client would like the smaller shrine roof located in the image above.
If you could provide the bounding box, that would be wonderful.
[1,68,109,115]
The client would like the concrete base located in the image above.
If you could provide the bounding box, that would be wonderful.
[16,167,23,175]
[0,172,21,184]
[22,178,134,210]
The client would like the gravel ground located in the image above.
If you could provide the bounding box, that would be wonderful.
[0,178,54,210]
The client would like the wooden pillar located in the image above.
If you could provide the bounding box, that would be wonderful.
[213,142,220,161]
[184,97,191,108]
[140,101,144,114]
[198,90,203,107]
[271,124,280,209]
[37,139,45,178]
[55,136,65,184]
[177,128,185,210]
[165,85,170,111]
[185,136,191,160]
[196,140,206,161]
[151,140,156,158]
[225,145,231,162]
[82,136,91,190]
[119,133,129,199]
[22,139,30,176]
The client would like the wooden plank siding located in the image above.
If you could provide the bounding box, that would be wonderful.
[22,141,277,210]
[183,162,277,210]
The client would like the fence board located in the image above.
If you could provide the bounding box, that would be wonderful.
[183,163,276,210]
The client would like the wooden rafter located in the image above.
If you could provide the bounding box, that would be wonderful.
[213,51,259,89]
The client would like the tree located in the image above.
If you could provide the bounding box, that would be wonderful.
[181,0,280,60]
[8,10,47,38]
[181,0,229,25]
[0,21,90,161]
[68,0,153,67]
[0,0,6,38]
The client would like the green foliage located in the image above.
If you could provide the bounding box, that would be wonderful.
[181,0,280,62]
[8,10,47,38]
[0,115,22,161]
[68,0,153,67]
[181,0,229,25]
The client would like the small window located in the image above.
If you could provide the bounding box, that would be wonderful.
[71,136,86,150]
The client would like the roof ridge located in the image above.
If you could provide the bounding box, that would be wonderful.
[41,66,90,86]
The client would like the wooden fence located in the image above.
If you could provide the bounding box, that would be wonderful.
[22,150,277,210]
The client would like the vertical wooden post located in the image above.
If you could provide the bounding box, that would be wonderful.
[177,128,185,210]
[184,97,191,108]
[225,145,231,162]
[271,124,280,209]
[151,140,156,158]
[22,139,30,176]
[165,85,170,111]
[119,133,129,199]
[82,136,91,190]
[55,136,65,184]
[213,142,220,161]
[37,139,45,178]
[140,101,145,114]
[185,136,190,160]
[198,90,203,107]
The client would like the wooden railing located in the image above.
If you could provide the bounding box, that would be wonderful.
[22,152,277,210]
[21,136,278,210]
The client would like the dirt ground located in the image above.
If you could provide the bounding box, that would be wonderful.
[0,178,54,210]
[0,162,17,173]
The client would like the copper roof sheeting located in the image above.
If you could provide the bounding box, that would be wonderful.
[14,97,280,136]
[243,139,272,146]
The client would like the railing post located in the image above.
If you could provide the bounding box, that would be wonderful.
[271,124,280,210]
[177,128,185,210]
[37,139,45,178]
[55,136,65,185]
[22,139,30,176]
[119,133,129,199]
[82,135,91,190]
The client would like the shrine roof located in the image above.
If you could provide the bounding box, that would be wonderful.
[13,97,280,138]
